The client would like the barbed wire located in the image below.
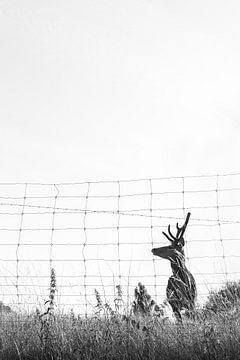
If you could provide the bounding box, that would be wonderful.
[1,201,240,224]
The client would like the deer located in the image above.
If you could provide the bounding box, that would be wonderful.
[151,212,196,321]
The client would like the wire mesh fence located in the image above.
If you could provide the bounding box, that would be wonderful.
[0,172,240,315]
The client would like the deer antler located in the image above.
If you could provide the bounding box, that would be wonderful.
[162,213,191,244]
[162,226,175,243]
[178,212,191,239]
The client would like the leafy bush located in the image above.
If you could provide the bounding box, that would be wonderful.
[203,280,240,314]
[132,282,163,317]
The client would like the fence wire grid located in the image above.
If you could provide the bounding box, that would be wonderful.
[0,172,240,315]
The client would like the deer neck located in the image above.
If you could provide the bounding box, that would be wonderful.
[170,253,187,277]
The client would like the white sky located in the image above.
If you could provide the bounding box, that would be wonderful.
[0,1,240,314]
[0,0,240,182]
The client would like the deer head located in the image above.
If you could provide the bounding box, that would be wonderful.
[151,213,191,261]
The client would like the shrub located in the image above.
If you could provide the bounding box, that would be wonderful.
[132,282,163,317]
[203,280,240,314]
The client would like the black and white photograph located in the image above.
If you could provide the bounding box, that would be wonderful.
[0,1,240,359]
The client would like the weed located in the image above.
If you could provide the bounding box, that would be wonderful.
[36,268,58,359]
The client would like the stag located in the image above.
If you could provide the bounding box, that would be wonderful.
[152,213,196,321]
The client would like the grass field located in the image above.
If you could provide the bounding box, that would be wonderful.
[0,307,240,360]
[1,277,240,359]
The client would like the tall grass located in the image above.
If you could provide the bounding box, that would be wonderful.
[1,309,240,359]
[0,276,240,359]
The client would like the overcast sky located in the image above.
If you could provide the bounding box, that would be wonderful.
[0,0,240,182]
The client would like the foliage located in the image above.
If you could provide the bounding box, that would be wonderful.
[35,267,58,359]
[203,280,240,314]
[94,284,124,318]
[132,282,163,317]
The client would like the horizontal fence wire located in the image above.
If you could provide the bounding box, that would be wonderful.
[0,256,239,261]
[0,173,240,315]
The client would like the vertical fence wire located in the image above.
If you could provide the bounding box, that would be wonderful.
[117,181,121,287]
[50,184,59,273]
[182,176,190,268]
[149,179,157,302]
[216,175,228,281]
[82,182,90,317]
[16,183,28,306]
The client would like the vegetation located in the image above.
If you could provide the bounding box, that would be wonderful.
[203,280,240,315]
[0,273,240,359]
[132,282,163,317]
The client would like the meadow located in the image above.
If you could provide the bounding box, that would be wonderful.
[0,277,240,360]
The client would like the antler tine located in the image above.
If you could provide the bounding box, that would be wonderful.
[178,212,191,239]
[176,223,182,238]
[162,231,174,243]
[167,224,177,241]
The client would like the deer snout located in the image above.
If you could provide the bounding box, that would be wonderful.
[151,246,170,259]
[151,248,157,255]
